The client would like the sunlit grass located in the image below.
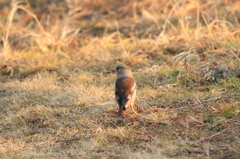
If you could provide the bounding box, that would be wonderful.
[0,0,239,158]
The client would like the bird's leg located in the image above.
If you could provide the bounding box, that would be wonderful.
[130,104,139,115]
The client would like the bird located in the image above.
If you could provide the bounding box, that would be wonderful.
[113,64,137,120]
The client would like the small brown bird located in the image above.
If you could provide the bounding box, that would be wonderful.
[113,64,137,120]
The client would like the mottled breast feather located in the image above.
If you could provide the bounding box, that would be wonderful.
[115,77,136,110]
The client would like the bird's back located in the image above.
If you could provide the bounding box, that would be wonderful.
[115,77,135,109]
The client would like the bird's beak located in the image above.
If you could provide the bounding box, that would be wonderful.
[102,67,116,74]
[111,67,117,73]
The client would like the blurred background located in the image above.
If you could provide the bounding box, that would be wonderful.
[0,0,240,77]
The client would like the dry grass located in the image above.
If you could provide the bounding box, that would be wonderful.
[0,0,240,158]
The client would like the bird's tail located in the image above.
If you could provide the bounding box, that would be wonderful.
[120,99,128,111]
[118,108,124,120]
[118,99,128,120]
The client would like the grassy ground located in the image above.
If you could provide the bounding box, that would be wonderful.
[0,0,239,158]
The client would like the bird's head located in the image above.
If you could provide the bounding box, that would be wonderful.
[112,64,133,78]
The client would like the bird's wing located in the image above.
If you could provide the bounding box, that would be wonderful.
[115,77,136,110]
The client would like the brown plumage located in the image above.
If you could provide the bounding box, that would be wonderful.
[115,77,135,110]
[113,64,137,120]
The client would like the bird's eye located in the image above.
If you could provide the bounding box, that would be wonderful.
[115,67,119,71]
